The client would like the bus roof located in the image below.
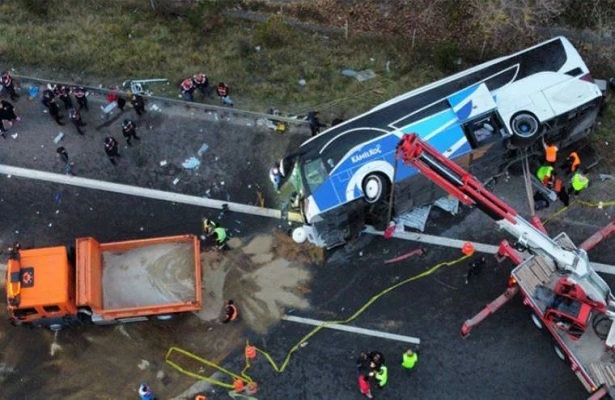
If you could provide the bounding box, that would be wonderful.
[298,37,575,164]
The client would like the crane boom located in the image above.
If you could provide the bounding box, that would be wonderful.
[395,133,614,311]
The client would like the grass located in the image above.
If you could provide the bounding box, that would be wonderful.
[0,0,444,117]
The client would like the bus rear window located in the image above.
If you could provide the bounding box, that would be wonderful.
[302,158,328,193]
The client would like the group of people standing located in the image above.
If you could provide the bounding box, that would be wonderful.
[180,72,234,107]
[356,348,418,398]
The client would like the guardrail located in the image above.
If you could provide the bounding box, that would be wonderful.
[11,74,311,127]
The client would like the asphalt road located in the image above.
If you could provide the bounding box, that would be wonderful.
[0,89,613,400]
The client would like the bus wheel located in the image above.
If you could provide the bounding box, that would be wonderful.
[510,111,541,146]
[530,312,544,330]
[553,341,570,365]
[362,173,390,204]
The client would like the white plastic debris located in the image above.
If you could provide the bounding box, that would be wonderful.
[149,104,160,112]
[140,227,144,231]
[11,133,17,139]
[197,143,209,157]
[48,223,53,228]
[172,178,180,185]
[298,79,306,86]
[53,132,64,144]
[159,160,168,167]
[182,157,200,169]
[55,210,59,214]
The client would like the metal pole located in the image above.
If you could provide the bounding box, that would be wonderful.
[386,155,399,225]
[521,149,535,216]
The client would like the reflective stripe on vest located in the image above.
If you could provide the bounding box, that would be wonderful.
[571,173,589,191]
[375,365,388,386]
[402,352,418,369]
[545,145,557,162]
[536,165,553,182]
[569,152,580,172]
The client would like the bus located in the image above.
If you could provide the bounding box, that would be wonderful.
[276,36,604,248]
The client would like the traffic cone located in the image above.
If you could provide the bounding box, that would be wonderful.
[461,242,475,256]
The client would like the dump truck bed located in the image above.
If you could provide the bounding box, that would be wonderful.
[511,232,615,391]
[76,235,201,320]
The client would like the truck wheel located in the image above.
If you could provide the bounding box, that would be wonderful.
[510,111,541,147]
[553,342,570,365]
[530,312,544,330]
[362,173,390,204]
[48,323,63,332]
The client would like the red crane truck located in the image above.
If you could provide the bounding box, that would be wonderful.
[6,234,202,331]
[394,133,615,398]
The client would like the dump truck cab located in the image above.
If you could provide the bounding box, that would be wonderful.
[6,245,81,330]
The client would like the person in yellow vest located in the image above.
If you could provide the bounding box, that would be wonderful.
[402,348,419,374]
[372,364,388,388]
[542,137,558,165]
[570,171,589,195]
[536,164,555,188]
[564,152,581,174]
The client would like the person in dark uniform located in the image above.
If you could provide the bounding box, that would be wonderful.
[1,71,19,101]
[223,300,238,323]
[69,108,86,135]
[0,100,18,122]
[56,85,73,110]
[73,86,88,111]
[193,73,210,98]
[48,96,64,125]
[104,136,120,165]
[465,256,486,284]
[368,351,385,370]
[130,93,146,116]
[121,119,140,145]
[307,111,326,137]
[41,87,55,109]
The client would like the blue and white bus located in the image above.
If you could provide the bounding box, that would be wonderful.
[278,37,604,248]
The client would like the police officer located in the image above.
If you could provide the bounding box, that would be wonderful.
[130,93,146,116]
[215,82,233,107]
[193,73,210,98]
[69,108,86,135]
[104,136,120,165]
[73,86,88,111]
[48,96,64,125]
[570,171,589,195]
[121,119,140,145]
[56,85,73,110]
[181,77,195,102]
[223,299,238,323]
[1,71,19,101]
[41,87,55,109]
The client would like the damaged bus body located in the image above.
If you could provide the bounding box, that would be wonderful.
[277,37,603,248]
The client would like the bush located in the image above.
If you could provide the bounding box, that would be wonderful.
[22,0,49,17]
[254,15,295,48]
[433,41,460,73]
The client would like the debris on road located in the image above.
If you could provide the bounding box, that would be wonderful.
[182,157,200,169]
[160,160,168,167]
[53,132,64,144]
[355,69,376,82]
[173,178,180,185]
[197,143,209,157]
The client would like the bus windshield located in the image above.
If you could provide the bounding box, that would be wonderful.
[302,158,328,194]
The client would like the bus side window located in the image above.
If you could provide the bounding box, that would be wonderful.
[464,115,503,148]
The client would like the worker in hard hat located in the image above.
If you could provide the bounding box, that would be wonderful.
[570,171,589,195]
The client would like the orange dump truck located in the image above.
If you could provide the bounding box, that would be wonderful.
[5,234,202,330]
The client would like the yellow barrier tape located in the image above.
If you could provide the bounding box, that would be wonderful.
[542,198,615,225]
[165,252,470,391]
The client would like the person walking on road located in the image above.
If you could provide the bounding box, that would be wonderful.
[104,136,120,165]
[1,71,19,101]
[122,119,140,145]
[465,256,486,284]
[358,374,374,399]
[73,86,88,111]
[69,108,86,135]
[138,382,156,400]
[402,348,419,374]
[0,100,18,138]
[222,299,238,323]
[56,147,74,176]
[130,93,146,116]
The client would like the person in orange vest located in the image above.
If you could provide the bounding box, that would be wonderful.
[223,299,238,323]
[181,77,195,102]
[564,151,581,175]
[1,71,19,101]
[542,137,558,165]
[216,82,234,107]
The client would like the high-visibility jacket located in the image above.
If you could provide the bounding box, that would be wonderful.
[402,352,418,369]
[545,145,558,163]
[536,165,553,184]
[214,227,227,244]
[568,152,581,172]
[571,173,589,192]
[375,365,388,387]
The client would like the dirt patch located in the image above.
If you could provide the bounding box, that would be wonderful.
[196,233,312,334]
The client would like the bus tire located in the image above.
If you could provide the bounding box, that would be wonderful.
[362,173,390,204]
[553,341,570,365]
[510,111,541,146]
[530,312,544,330]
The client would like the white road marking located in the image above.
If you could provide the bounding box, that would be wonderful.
[0,164,303,222]
[282,315,421,345]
